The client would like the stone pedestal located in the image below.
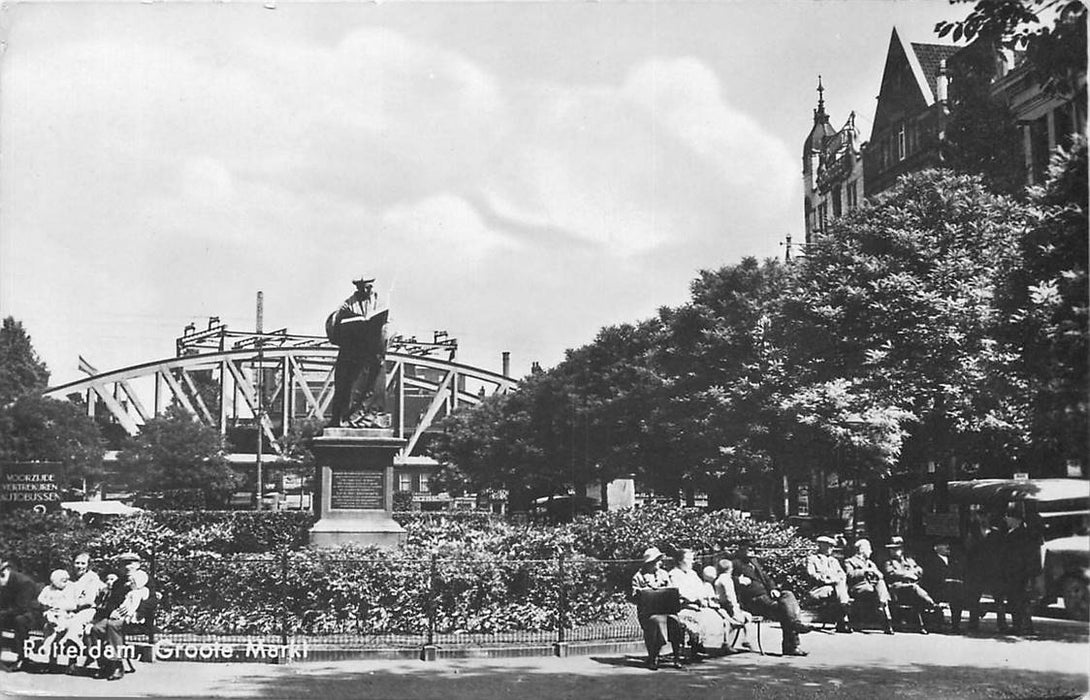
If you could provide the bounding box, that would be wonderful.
[309,427,406,548]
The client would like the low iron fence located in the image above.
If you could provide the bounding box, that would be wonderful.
[139,553,643,652]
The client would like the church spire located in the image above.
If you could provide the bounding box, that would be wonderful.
[813,75,829,124]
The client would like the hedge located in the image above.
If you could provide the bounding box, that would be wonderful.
[1,504,813,636]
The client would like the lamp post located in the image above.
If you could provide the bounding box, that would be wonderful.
[256,291,264,511]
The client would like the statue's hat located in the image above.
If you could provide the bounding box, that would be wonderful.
[353,277,376,286]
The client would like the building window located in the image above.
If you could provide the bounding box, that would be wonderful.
[832,185,842,218]
[796,484,810,517]
[846,180,857,209]
[418,473,430,493]
[398,473,412,492]
[897,124,906,161]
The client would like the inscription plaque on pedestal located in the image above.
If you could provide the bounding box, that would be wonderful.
[330,469,385,510]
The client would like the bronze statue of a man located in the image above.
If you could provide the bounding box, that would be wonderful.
[326,277,389,428]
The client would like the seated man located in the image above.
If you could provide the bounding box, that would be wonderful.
[805,535,853,633]
[0,556,45,672]
[732,541,811,657]
[88,553,152,680]
[883,537,938,634]
[844,539,894,634]
[921,542,967,632]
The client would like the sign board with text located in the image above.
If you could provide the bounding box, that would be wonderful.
[0,462,62,511]
[329,468,385,510]
[925,511,961,537]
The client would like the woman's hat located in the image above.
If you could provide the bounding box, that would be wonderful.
[642,546,665,563]
[116,552,143,563]
[816,535,836,546]
[885,536,905,549]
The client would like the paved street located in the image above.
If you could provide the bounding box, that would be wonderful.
[0,617,1086,699]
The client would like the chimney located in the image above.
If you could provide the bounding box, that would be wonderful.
[936,60,949,104]
[502,351,511,377]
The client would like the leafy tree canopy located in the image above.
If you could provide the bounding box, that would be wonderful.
[116,405,239,507]
[0,395,106,488]
[936,0,1087,95]
[0,317,50,407]
[782,170,1032,476]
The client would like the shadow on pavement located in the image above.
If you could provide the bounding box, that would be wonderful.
[214,658,1088,700]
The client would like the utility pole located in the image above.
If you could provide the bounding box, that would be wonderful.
[256,291,264,511]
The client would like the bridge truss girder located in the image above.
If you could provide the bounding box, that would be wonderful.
[44,348,516,463]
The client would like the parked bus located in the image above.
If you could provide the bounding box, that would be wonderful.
[905,478,1089,619]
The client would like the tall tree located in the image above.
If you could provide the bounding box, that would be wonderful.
[0,396,106,489]
[430,319,671,508]
[658,257,791,509]
[780,169,1032,478]
[116,405,239,508]
[429,386,552,511]
[943,40,1028,196]
[0,317,50,407]
[936,0,1087,96]
[998,136,1088,473]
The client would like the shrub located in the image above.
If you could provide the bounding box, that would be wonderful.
[564,503,816,594]
[0,510,95,579]
[1,503,814,635]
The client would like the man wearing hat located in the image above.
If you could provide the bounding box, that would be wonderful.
[630,547,683,670]
[883,536,938,634]
[326,277,389,428]
[844,539,895,634]
[88,552,148,680]
[732,541,812,656]
[805,536,853,633]
[921,541,967,633]
[1000,505,1042,635]
[0,556,44,672]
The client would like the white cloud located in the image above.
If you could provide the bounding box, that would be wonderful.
[622,57,798,192]
[0,7,800,384]
[381,194,513,263]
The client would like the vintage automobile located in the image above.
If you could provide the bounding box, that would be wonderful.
[906,478,1089,619]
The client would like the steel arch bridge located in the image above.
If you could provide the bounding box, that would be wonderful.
[43,322,516,463]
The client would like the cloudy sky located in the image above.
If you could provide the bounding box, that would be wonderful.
[0,0,968,385]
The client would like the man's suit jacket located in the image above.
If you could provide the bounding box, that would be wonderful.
[732,556,774,603]
[1003,524,1043,583]
[0,570,43,615]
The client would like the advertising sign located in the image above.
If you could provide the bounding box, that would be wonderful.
[0,462,62,512]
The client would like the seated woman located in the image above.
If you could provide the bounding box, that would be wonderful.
[844,539,894,634]
[712,559,753,650]
[630,547,683,670]
[37,569,78,652]
[668,549,728,660]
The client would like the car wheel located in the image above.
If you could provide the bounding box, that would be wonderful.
[1061,576,1089,620]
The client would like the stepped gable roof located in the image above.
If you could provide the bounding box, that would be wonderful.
[910,42,962,99]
